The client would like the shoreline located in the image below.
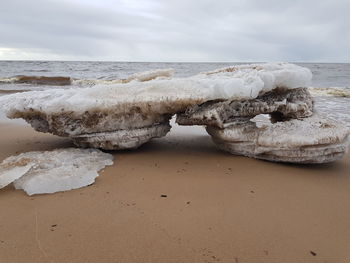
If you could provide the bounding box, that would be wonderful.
[0,122,350,262]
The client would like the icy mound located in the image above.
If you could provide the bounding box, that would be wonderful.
[0,148,113,195]
[174,71,349,163]
[207,115,350,163]
[0,63,312,150]
[0,63,348,164]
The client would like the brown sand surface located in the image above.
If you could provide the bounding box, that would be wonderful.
[0,122,350,263]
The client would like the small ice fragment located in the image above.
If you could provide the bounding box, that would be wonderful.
[0,148,113,195]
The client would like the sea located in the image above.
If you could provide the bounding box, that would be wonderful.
[0,61,349,126]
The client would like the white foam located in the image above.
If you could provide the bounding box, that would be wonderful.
[72,68,174,87]
[309,87,350,98]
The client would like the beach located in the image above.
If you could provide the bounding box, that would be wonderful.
[1,0,350,260]
[1,121,349,263]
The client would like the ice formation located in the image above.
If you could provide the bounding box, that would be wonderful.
[206,115,349,163]
[0,148,113,195]
[0,62,348,163]
[175,80,349,163]
[0,63,312,150]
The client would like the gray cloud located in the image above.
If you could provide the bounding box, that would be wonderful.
[0,0,349,62]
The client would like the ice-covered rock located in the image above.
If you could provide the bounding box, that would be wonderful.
[207,115,350,163]
[0,63,312,150]
[177,88,313,128]
[0,148,113,195]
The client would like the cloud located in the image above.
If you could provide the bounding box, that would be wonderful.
[0,0,349,62]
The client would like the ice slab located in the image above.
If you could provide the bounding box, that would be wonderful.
[0,148,113,195]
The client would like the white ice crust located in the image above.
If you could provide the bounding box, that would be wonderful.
[0,63,312,117]
[0,148,113,195]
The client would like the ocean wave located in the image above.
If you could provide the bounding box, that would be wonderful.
[309,87,350,98]
[0,69,174,88]
[0,75,71,86]
[73,68,174,86]
[26,69,50,72]
[72,78,123,87]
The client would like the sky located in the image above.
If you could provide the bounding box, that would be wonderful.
[0,0,349,62]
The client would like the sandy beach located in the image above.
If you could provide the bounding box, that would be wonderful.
[0,121,349,263]
[2,0,350,260]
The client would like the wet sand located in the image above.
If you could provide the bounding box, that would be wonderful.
[0,122,350,263]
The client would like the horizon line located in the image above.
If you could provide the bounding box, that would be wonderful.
[0,59,349,64]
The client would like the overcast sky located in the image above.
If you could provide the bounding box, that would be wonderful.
[0,0,349,62]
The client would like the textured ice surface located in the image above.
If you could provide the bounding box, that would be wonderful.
[177,88,313,128]
[0,148,113,195]
[207,115,350,163]
[72,123,171,150]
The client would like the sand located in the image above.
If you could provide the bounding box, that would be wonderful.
[0,121,350,263]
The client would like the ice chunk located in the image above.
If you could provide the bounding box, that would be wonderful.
[0,148,113,195]
[207,115,350,163]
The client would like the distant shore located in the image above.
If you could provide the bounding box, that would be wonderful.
[0,121,349,262]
